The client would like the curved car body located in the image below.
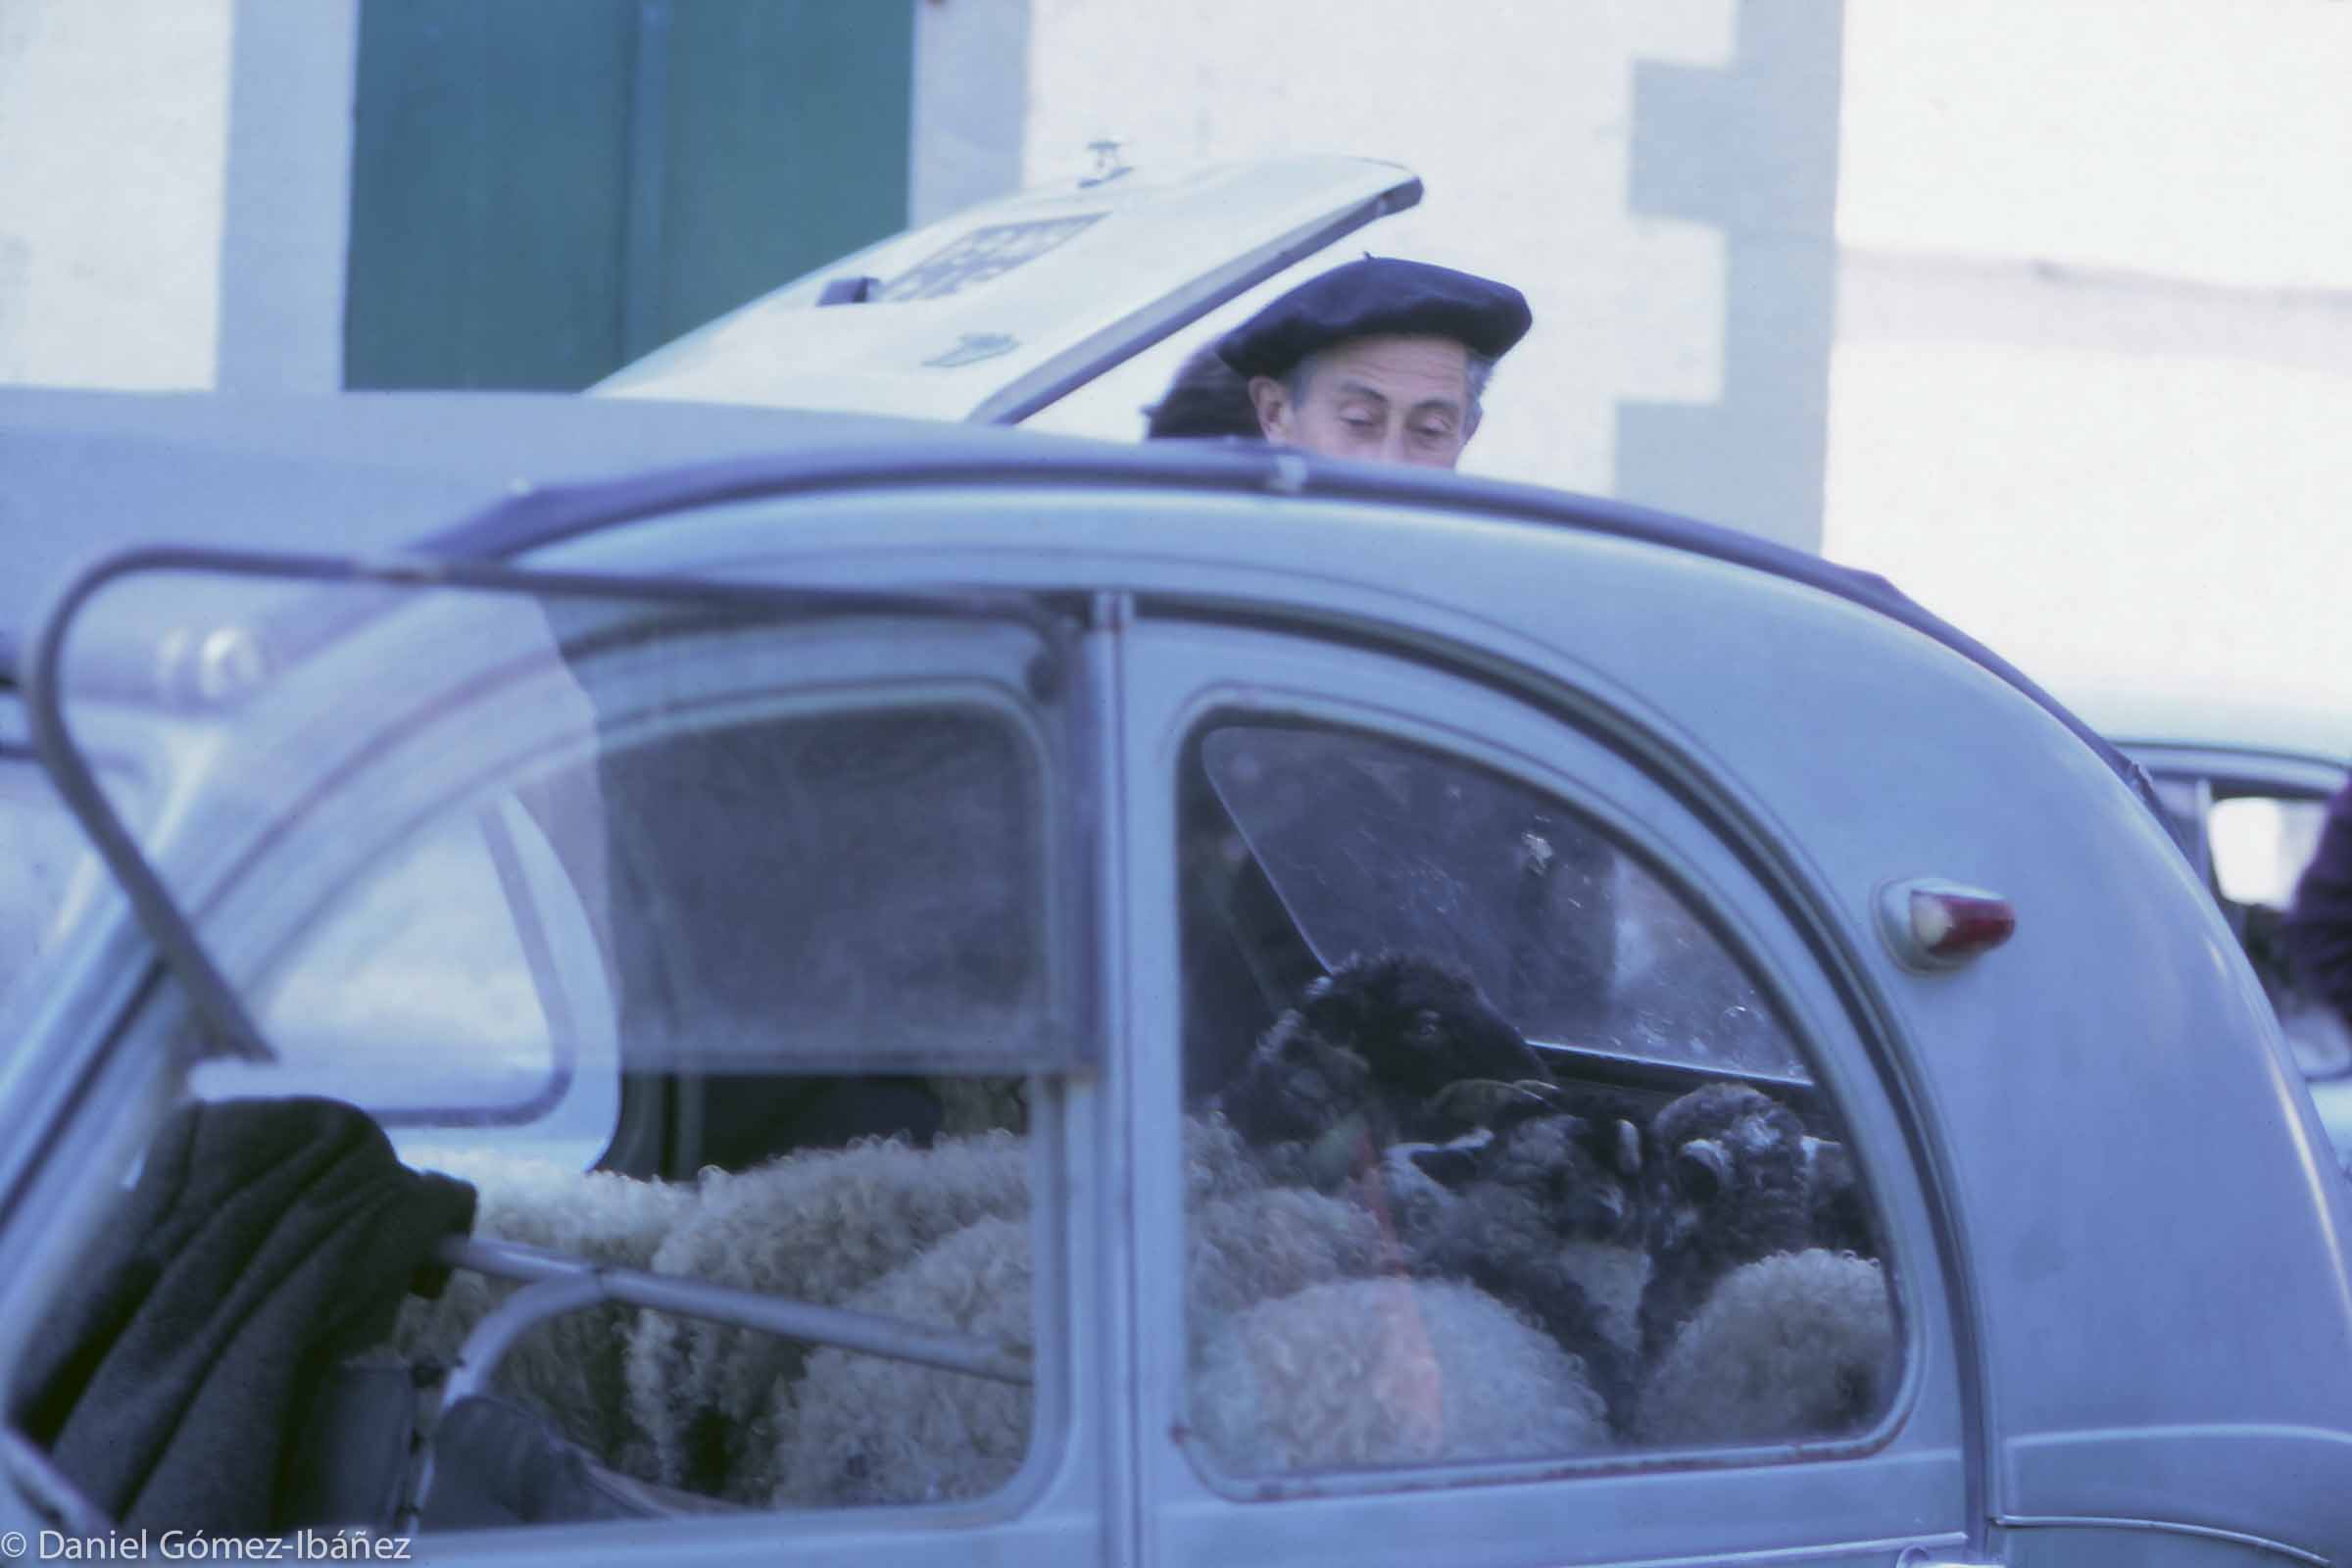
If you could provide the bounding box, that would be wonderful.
[0,390,2348,1566]
[2071,686,2352,1160]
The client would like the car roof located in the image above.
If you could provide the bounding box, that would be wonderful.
[0,387,2155,811]
[0,387,997,678]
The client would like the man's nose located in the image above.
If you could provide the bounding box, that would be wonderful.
[1379,424,1411,465]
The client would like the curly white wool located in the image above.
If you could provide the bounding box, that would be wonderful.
[1633,1249,1894,1446]
[1190,1276,1612,1473]
[771,1182,1394,1506]
[624,1131,1031,1499]
[774,1215,1034,1507]
[393,1149,697,1463]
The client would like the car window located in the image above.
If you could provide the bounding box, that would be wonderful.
[33,567,1082,1528]
[1179,715,1896,1475]
[2211,794,2329,912]
[2206,791,2352,1079]
[1199,724,1805,1080]
[205,796,618,1169]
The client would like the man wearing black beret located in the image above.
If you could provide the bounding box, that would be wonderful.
[1217,256,1532,469]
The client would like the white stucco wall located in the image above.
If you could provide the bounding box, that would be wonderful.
[1015,0,1811,537]
[1825,0,2352,715]
[0,0,355,395]
[0,0,234,389]
[910,0,1030,226]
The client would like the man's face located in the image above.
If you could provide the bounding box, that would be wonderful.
[1249,334,1477,468]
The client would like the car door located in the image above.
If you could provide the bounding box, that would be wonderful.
[1119,614,1979,1567]
[0,557,1122,1565]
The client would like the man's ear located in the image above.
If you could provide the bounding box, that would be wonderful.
[1248,375,1291,440]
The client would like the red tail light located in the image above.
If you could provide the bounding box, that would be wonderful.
[1875,878,2016,970]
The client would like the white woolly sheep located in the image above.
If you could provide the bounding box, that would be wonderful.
[624,1130,1030,1499]
[1632,1249,1894,1447]
[394,1148,697,1464]
[1191,1276,1612,1474]
[774,1184,1551,1506]
[772,1214,1034,1507]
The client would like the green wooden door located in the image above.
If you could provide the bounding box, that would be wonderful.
[346,0,914,390]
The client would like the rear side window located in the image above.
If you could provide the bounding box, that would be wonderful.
[1200,724,1802,1076]
[1179,716,1896,1474]
[32,568,1081,1533]
[238,796,614,1164]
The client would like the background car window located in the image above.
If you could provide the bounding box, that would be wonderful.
[2211,794,2328,911]
[1181,717,1896,1476]
[2207,792,2352,1080]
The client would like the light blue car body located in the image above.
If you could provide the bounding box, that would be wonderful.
[0,390,2348,1567]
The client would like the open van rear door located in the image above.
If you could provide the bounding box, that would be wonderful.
[593,155,1421,424]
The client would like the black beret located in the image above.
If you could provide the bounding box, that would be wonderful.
[1216,258,1533,379]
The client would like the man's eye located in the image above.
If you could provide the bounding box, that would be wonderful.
[1343,416,1381,433]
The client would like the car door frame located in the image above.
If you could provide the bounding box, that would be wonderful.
[1117,609,1983,1567]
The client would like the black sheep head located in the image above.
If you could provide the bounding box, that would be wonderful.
[1210,952,1545,1190]
[1292,952,1549,1112]
[1644,1082,1813,1267]
[1211,1007,1375,1151]
[1478,1111,1645,1246]
[1389,1103,1649,1429]
[1638,1081,1821,1366]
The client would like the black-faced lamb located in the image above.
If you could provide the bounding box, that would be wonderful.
[1209,952,1553,1184]
[1382,1104,1649,1425]
[1637,1082,1819,1366]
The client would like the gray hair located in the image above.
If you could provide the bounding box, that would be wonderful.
[1464,352,1496,427]
[1282,346,1498,428]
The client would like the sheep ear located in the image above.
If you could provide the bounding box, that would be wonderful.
[1408,1139,1485,1188]
[1674,1138,1730,1200]
[1615,1118,1642,1177]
